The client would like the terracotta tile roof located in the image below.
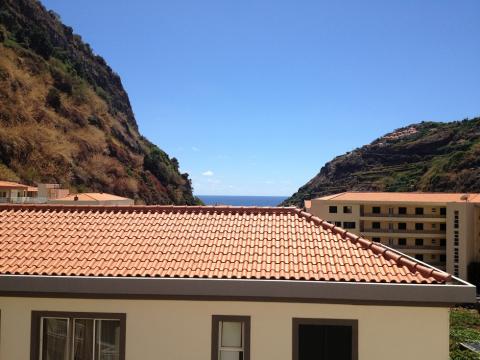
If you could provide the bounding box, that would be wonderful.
[53,193,132,201]
[0,181,28,190]
[317,191,480,203]
[0,205,451,284]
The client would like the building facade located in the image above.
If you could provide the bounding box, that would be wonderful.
[306,192,480,281]
[0,204,475,360]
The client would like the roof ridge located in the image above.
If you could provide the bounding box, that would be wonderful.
[0,204,298,214]
[295,211,452,283]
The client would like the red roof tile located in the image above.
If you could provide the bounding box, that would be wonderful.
[0,205,451,284]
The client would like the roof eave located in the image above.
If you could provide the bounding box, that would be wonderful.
[0,275,475,306]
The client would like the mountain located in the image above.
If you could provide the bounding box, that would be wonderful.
[0,0,200,204]
[283,118,480,207]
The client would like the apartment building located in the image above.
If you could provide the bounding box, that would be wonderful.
[0,180,38,203]
[306,192,480,281]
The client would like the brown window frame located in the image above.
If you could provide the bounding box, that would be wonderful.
[30,311,126,360]
[292,318,358,360]
[211,315,250,360]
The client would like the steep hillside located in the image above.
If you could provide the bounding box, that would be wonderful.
[284,118,480,207]
[0,0,199,204]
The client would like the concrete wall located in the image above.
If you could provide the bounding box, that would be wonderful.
[0,297,449,360]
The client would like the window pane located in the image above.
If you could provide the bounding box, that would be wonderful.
[73,319,94,360]
[220,350,242,360]
[95,320,121,360]
[221,321,242,347]
[42,318,68,360]
[298,324,352,360]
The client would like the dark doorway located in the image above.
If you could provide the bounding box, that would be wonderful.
[293,319,357,360]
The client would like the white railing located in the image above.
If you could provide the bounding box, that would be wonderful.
[0,197,48,204]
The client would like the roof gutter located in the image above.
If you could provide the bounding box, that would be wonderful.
[0,275,475,306]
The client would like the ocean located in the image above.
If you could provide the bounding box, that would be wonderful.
[197,195,288,207]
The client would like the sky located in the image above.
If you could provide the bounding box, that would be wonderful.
[41,0,480,196]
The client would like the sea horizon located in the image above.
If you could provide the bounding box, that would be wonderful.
[197,195,288,207]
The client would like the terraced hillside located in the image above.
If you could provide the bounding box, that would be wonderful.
[284,118,480,207]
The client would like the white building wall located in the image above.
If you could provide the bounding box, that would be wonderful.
[0,297,449,360]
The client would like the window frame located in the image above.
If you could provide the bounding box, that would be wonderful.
[211,315,250,360]
[30,311,126,360]
[329,206,338,214]
[292,318,358,360]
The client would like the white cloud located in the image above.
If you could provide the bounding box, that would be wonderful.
[202,170,214,176]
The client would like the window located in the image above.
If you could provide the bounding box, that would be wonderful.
[293,318,358,360]
[415,254,424,261]
[440,254,446,262]
[415,238,424,246]
[431,223,436,229]
[31,311,126,360]
[415,207,424,215]
[398,223,406,230]
[212,315,250,360]
[440,207,447,216]
[398,207,407,215]
[329,206,337,214]
[440,223,446,231]
[343,222,356,229]
[372,207,381,214]
[398,238,406,246]
[415,223,423,231]
[440,239,446,247]
[343,206,352,214]
[372,237,380,243]
[335,221,342,227]
[372,222,381,229]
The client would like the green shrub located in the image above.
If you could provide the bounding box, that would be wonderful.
[46,88,61,110]
[28,27,53,59]
[50,67,72,94]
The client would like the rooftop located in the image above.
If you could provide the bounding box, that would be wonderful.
[316,191,480,203]
[0,181,29,190]
[0,205,451,284]
[53,192,132,202]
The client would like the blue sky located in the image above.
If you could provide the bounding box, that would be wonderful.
[42,0,480,196]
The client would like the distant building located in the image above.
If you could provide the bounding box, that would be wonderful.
[0,180,39,203]
[38,183,69,201]
[49,192,134,205]
[306,192,480,280]
[0,181,73,203]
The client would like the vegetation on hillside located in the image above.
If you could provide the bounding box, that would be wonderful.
[0,0,200,204]
[283,118,480,207]
[450,308,480,359]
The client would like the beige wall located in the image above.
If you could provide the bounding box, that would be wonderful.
[0,297,449,360]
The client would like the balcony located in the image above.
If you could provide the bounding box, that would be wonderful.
[0,197,48,204]
[361,212,446,219]
[361,228,445,235]
[389,244,446,251]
